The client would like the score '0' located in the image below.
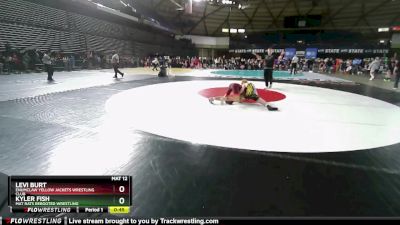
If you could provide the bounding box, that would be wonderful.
[118,186,125,204]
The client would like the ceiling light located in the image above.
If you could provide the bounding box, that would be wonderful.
[378,27,390,32]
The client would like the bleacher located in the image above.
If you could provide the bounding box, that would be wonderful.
[0,0,67,30]
[0,22,85,52]
[70,13,123,39]
[85,34,132,55]
[0,0,195,57]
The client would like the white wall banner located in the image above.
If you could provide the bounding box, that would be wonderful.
[229,48,389,55]
[176,35,229,49]
[392,33,400,48]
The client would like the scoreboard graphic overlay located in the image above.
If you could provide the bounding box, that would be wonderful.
[8,176,132,214]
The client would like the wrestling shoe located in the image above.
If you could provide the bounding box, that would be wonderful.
[209,98,215,105]
[267,105,278,111]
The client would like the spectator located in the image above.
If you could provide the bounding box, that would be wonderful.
[386,57,396,82]
[63,56,69,71]
[68,55,74,71]
[368,57,381,81]
[0,53,4,74]
[394,59,400,89]
[22,51,31,71]
[42,50,54,81]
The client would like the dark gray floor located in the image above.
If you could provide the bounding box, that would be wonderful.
[0,74,400,217]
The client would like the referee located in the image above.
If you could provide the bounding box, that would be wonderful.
[111,50,124,78]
